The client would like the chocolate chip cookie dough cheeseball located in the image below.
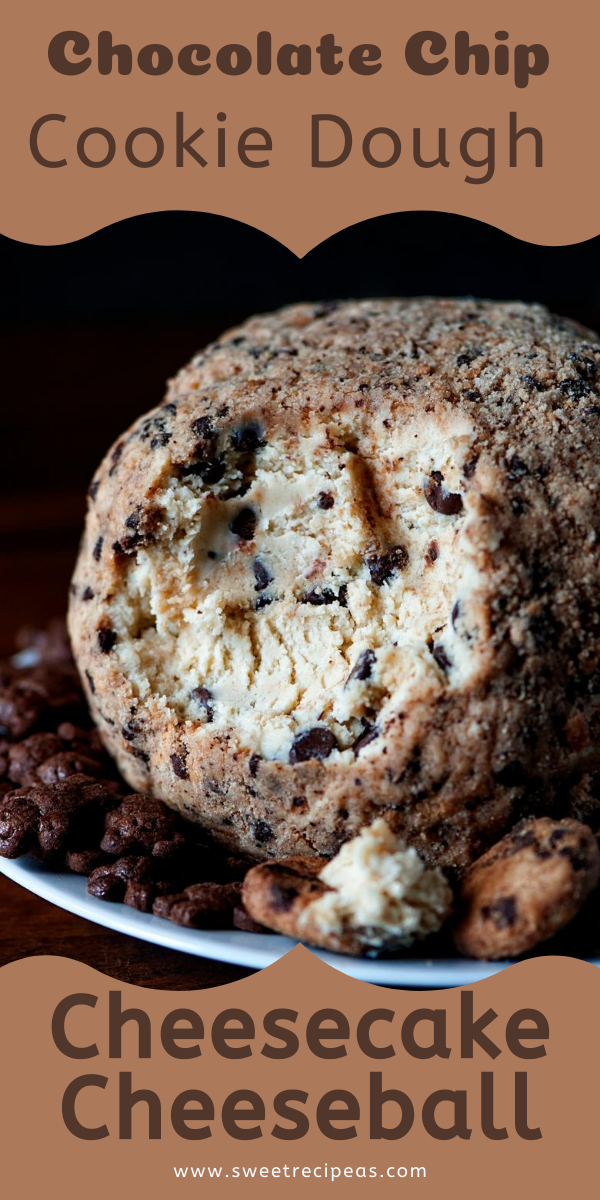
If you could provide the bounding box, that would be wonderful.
[68,299,600,870]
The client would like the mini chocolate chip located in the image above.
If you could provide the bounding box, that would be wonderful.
[352,723,379,754]
[255,596,272,611]
[367,546,409,586]
[92,537,104,562]
[253,820,273,844]
[292,796,306,808]
[181,456,226,485]
[559,378,592,399]
[191,416,214,439]
[568,352,598,380]
[482,896,517,929]
[464,389,481,402]
[109,442,124,473]
[510,828,537,851]
[88,480,100,501]
[506,455,529,479]
[559,845,589,871]
[121,721,141,741]
[318,491,335,509]
[253,559,273,591]
[270,880,298,911]
[337,584,348,608]
[451,600,460,628]
[456,348,481,366]
[348,649,376,682]
[522,374,545,391]
[289,727,337,764]
[230,507,257,540]
[424,474,463,516]
[232,423,264,452]
[82,587,94,602]
[249,754,262,777]
[85,671,95,695]
[303,588,337,606]
[313,300,340,318]
[425,540,439,564]
[191,687,213,722]
[170,753,189,780]
[97,628,117,654]
[432,644,451,673]
[463,459,478,478]
[150,430,171,450]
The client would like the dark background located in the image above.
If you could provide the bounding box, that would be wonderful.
[2,210,600,651]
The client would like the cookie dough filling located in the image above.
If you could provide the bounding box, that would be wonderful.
[305,819,453,950]
[112,410,481,761]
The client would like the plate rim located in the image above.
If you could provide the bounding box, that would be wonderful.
[1,856,598,988]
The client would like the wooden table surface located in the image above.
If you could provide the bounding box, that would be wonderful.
[0,871,255,989]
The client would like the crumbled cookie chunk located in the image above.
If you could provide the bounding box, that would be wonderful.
[453,817,600,959]
[153,881,242,928]
[243,820,452,955]
[69,299,600,871]
[0,775,121,862]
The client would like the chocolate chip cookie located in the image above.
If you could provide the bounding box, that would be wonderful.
[68,299,600,870]
[453,817,600,958]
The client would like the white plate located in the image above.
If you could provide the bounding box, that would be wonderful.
[3,856,599,987]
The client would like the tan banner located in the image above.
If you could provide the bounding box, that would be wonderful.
[0,949,597,1197]
[2,0,598,253]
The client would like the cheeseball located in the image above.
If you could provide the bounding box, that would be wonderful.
[68,299,600,869]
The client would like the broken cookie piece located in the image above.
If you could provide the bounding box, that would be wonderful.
[243,819,452,956]
[453,817,600,959]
